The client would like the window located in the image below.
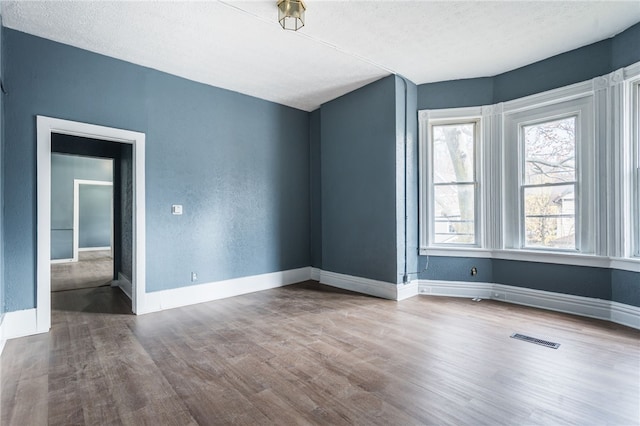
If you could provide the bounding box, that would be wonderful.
[431,122,478,244]
[521,116,577,249]
[420,108,482,250]
[504,96,594,253]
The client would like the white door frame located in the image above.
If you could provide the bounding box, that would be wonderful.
[37,116,146,332]
[73,179,113,262]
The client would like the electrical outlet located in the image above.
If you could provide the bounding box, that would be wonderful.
[470,267,478,276]
[191,272,197,282]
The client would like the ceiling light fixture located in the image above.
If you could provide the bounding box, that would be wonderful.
[277,0,306,31]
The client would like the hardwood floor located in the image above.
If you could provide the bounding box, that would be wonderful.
[2,281,639,425]
[51,250,114,292]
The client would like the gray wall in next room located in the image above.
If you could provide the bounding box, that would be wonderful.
[78,184,112,249]
[51,153,112,259]
[119,144,133,281]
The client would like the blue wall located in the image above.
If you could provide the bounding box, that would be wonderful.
[316,75,418,285]
[493,39,612,103]
[493,260,611,300]
[309,109,322,269]
[50,154,113,259]
[3,28,309,310]
[419,22,640,110]
[612,22,640,70]
[421,256,494,284]
[612,269,640,307]
[418,22,640,306]
[320,76,400,284]
[418,78,493,110]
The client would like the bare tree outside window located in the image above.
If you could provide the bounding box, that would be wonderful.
[522,117,576,249]
[432,122,476,244]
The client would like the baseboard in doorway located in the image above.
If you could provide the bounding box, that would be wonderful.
[0,314,4,356]
[51,258,75,264]
[0,308,40,355]
[114,273,133,300]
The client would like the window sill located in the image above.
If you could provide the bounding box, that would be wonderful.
[609,257,640,273]
[420,247,640,272]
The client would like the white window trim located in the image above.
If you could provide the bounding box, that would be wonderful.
[419,107,484,252]
[418,60,640,272]
[503,95,594,253]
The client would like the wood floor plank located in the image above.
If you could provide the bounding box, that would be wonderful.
[2,281,639,425]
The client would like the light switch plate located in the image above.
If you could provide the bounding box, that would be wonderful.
[172,204,183,215]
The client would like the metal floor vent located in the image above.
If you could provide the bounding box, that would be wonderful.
[510,333,560,349]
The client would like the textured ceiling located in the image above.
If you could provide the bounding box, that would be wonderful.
[2,1,639,111]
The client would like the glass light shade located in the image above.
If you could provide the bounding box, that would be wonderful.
[277,0,306,31]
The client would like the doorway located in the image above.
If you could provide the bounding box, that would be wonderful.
[36,116,147,333]
[50,154,115,292]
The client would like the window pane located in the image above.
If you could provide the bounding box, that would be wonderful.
[524,117,576,185]
[524,184,575,249]
[434,184,475,244]
[433,123,475,183]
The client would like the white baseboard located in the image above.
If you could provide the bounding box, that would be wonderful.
[320,270,397,299]
[51,258,74,264]
[0,308,40,355]
[0,315,4,356]
[397,281,419,300]
[319,270,418,301]
[139,267,311,314]
[310,267,321,282]
[493,283,613,321]
[78,246,111,252]
[419,280,493,299]
[418,280,640,330]
[610,301,640,329]
[114,272,132,300]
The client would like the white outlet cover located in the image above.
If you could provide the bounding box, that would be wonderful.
[172,204,183,215]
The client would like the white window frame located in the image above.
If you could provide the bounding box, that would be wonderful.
[615,62,640,262]
[503,96,595,253]
[419,107,484,253]
[630,77,640,257]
